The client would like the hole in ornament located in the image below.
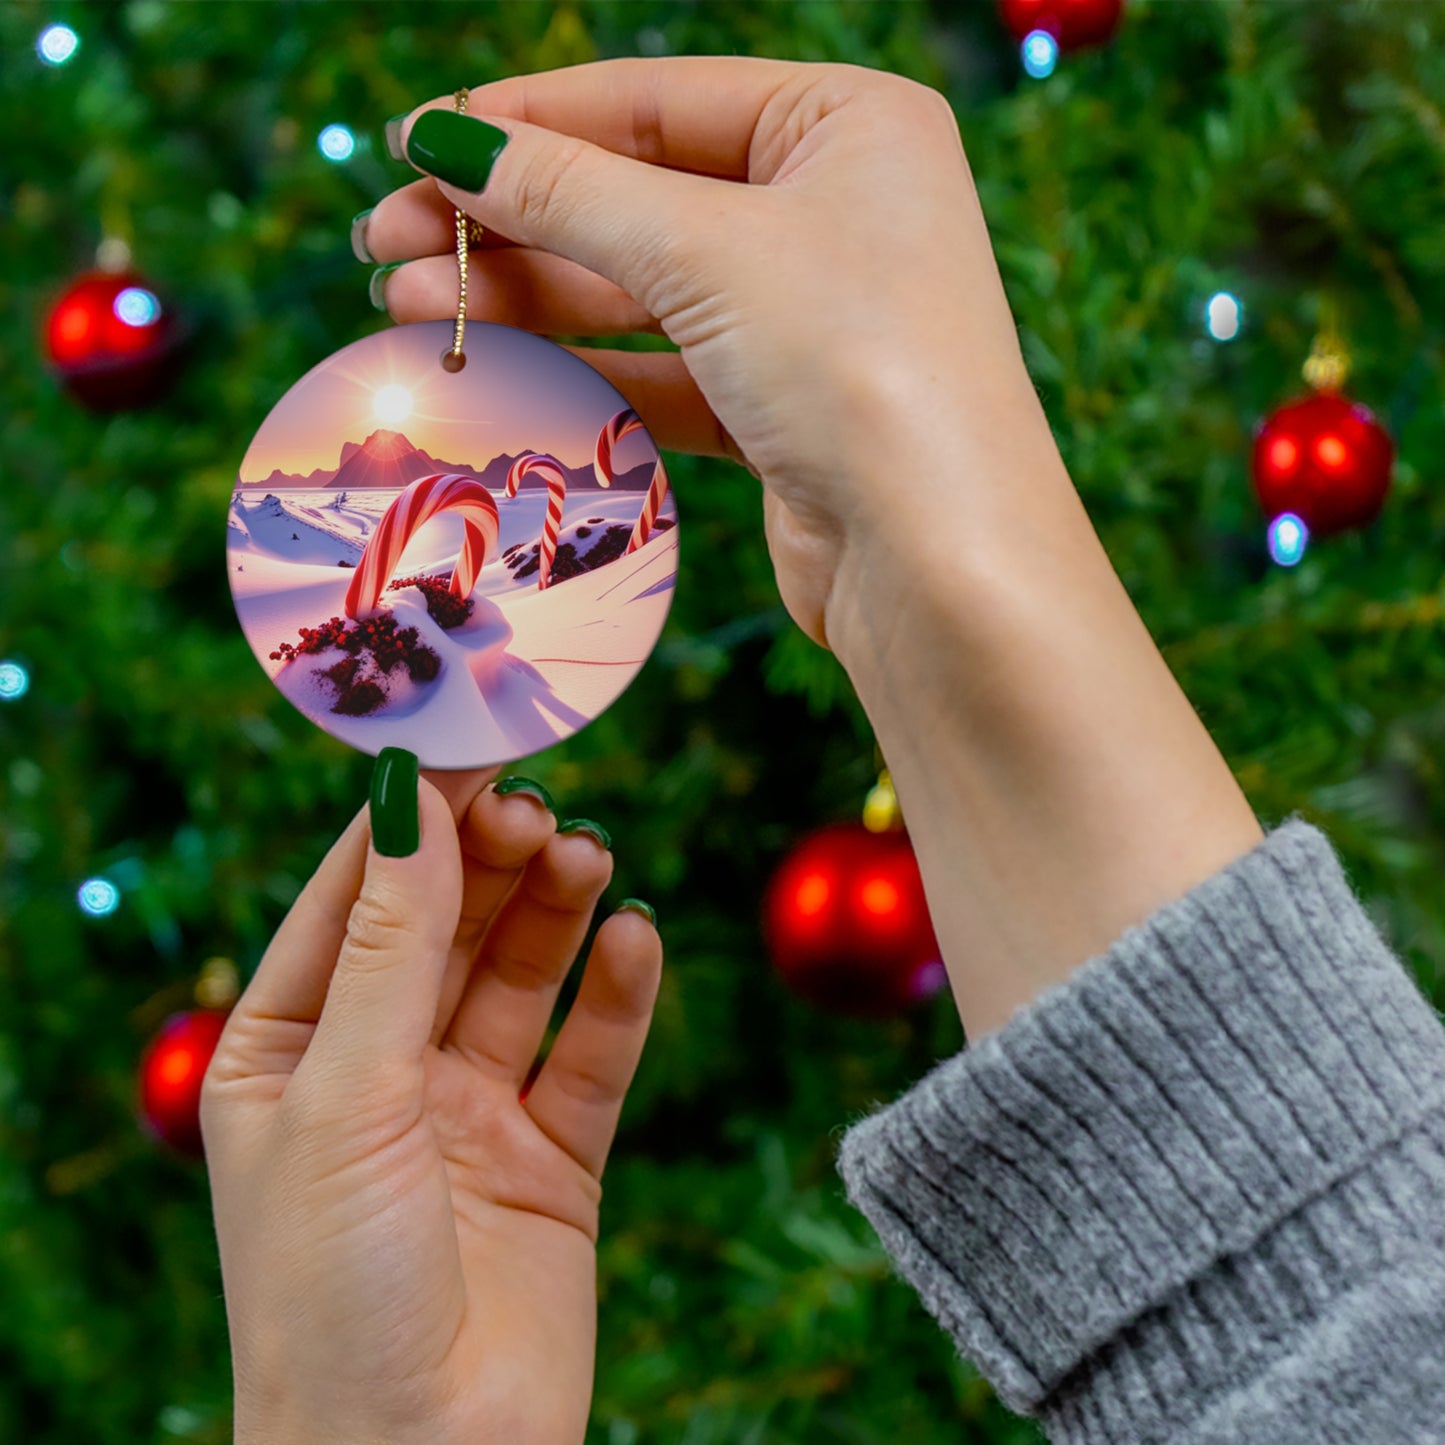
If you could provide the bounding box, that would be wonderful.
[440,349,467,373]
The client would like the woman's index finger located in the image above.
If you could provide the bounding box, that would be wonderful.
[418,54,811,182]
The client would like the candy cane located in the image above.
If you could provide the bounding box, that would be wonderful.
[625,458,671,555]
[593,407,645,489]
[505,452,569,589]
[344,473,499,618]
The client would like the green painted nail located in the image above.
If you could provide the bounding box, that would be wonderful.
[405,109,510,192]
[617,897,656,926]
[350,208,375,264]
[558,818,612,851]
[384,113,409,162]
[370,747,419,857]
[368,261,404,311]
[493,775,556,812]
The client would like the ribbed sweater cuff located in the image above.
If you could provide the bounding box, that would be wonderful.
[835,818,1445,1431]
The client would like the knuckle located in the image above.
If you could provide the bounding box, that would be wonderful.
[629,75,667,167]
[892,74,959,130]
[817,60,885,92]
[486,940,559,992]
[513,134,590,231]
[341,892,410,968]
[551,1058,619,1110]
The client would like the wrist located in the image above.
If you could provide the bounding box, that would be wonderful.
[825,414,1262,1039]
[824,389,1077,680]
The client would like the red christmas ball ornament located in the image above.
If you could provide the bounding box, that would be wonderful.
[763,822,945,1018]
[44,269,182,410]
[1251,392,1394,537]
[137,1008,230,1158]
[998,0,1125,50]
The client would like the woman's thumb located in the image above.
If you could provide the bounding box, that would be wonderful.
[302,750,463,1089]
[394,105,728,308]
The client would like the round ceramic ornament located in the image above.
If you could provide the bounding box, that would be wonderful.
[229,316,678,768]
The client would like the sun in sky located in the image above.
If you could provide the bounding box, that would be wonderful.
[372,383,414,426]
[240,322,643,482]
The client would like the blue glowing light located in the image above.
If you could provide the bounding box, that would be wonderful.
[114,287,161,328]
[318,124,356,162]
[1205,291,1243,342]
[38,24,79,66]
[78,878,121,917]
[1267,512,1309,567]
[1022,30,1059,79]
[0,661,29,701]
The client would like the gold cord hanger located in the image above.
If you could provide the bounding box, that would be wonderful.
[441,88,485,373]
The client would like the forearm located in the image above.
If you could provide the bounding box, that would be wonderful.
[826,385,1262,1040]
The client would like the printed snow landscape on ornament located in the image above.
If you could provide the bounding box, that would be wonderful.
[228,320,678,768]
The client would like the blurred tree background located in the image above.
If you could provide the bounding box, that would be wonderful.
[2,1,1443,1442]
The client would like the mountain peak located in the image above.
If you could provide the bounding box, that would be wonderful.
[326,428,440,491]
[357,428,418,457]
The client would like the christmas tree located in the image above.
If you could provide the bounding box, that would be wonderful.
[2,3,1442,1441]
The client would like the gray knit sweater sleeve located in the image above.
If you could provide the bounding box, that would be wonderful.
[835,819,1445,1443]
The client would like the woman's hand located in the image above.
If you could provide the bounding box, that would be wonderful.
[361,59,1263,1040]
[360,55,1049,655]
[201,758,662,1445]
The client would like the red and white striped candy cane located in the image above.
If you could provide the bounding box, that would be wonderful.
[593,407,645,488]
[625,458,671,555]
[505,452,569,589]
[344,473,499,618]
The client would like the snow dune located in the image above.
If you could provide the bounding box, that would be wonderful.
[228,485,679,767]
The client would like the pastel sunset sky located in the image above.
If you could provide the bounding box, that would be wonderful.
[239,320,659,481]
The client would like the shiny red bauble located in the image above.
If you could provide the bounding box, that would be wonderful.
[137,1008,230,1158]
[1251,392,1394,537]
[763,822,945,1017]
[44,269,182,410]
[998,0,1125,49]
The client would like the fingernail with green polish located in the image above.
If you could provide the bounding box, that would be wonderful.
[384,113,409,162]
[617,898,657,926]
[370,747,420,858]
[493,775,556,812]
[369,261,404,311]
[558,818,612,851]
[405,110,510,193]
[350,208,375,264]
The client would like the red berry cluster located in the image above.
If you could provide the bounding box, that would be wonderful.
[269,612,441,717]
[388,574,474,630]
[270,616,350,661]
